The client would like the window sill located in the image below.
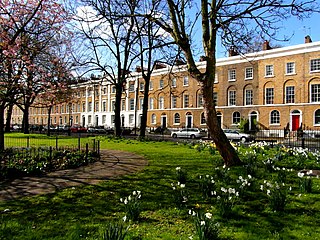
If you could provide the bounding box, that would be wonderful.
[270,123,280,126]
[244,78,253,80]
[264,75,274,78]
[228,79,236,82]
[285,73,296,76]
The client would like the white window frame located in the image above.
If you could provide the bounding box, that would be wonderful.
[111,100,116,111]
[245,89,253,105]
[270,110,280,125]
[183,94,189,108]
[129,114,134,124]
[314,109,320,126]
[151,114,156,124]
[310,59,320,72]
[159,96,164,109]
[228,69,236,81]
[228,90,236,106]
[139,98,143,110]
[172,78,177,87]
[265,88,274,105]
[102,101,106,112]
[285,86,295,104]
[232,112,241,125]
[265,65,274,77]
[129,99,135,110]
[311,84,320,102]
[172,96,177,108]
[198,94,203,108]
[245,67,253,80]
[139,82,144,91]
[183,76,189,86]
[129,83,135,92]
[174,113,180,124]
[149,98,154,110]
[159,79,164,89]
[286,62,296,75]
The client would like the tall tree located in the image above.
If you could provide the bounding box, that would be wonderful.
[133,0,175,138]
[74,0,139,136]
[0,0,63,149]
[147,0,319,166]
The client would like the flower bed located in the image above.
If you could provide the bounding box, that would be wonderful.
[0,147,100,180]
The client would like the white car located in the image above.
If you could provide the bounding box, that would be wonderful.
[171,128,207,139]
[223,129,254,142]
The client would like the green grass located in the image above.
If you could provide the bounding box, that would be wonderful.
[1,134,320,239]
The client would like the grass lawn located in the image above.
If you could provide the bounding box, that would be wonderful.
[1,134,320,239]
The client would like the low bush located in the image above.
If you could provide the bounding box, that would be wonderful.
[0,147,99,180]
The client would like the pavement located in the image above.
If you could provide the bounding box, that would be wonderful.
[0,150,148,201]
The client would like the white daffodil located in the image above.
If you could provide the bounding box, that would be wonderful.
[200,221,206,226]
[205,212,212,219]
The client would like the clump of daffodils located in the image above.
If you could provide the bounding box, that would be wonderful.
[189,210,220,240]
[120,190,142,222]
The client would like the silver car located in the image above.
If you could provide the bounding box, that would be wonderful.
[171,128,207,139]
[223,129,254,142]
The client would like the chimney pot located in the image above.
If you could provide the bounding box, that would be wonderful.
[305,35,312,43]
[228,47,238,57]
[263,40,272,50]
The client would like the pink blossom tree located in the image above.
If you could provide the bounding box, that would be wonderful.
[0,0,72,148]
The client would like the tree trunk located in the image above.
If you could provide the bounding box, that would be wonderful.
[201,81,242,167]
[114,84,122,137]
[139,76,150,138]
[23,106,30,134]
[47,106,52,136]
[5,103,13,132]
[0,104,5,151]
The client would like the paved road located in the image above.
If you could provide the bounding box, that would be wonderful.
[0,150,147,201]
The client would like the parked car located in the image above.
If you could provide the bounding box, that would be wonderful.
[43,125,56,131]
[12,124,22,131]
[70,125,87,133]
[87,126,107,134]
[55,125,71,132]
[171,128,207,139]
[105,128,115,135]
[223,129,254,142]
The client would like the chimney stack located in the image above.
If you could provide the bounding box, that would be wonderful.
[199,56,206,61]
[262,40,272,50]
[135,66,142,72]
[305,35,312,43]
[228,47,238,57]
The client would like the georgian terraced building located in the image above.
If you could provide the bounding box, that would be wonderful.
[9,36,320,132]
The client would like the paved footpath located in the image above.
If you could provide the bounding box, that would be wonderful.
[0,150,148,201]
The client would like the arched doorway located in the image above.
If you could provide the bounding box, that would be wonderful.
[249,111,258,131]
[291,110,301,131]
[186,112,193,128]
[161,113,167,128]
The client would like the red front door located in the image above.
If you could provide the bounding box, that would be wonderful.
[292,115,300,131]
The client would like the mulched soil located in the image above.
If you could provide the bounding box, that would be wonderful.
[0,150,148,201]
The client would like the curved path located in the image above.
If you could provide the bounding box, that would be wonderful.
[0,150,148,201]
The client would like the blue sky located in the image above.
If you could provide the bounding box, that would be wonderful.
[214,12,320,58]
